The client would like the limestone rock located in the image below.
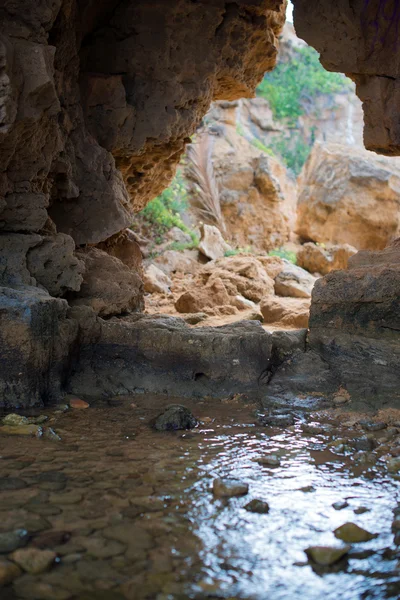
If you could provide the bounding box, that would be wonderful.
[297,242,357,275]
[261,296,310,328]
[275,262,316,298]
[153,249,201,276]
[296,143,400,250]
[175,278,231,313]
[153,405,198,431]
[70,316,272,400]
[198,224,231,260]
[71,248,143,317]
[143,265,172,295]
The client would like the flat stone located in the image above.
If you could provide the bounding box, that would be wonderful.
[0,529,29,553]
[0,477,27,490]
[69,398,90,409]
[82,537,126,559]
[0,559,22,586]
[354,506,370,515]
[12,548,57,574]
[13,576,71,600]
[305,545,350,566]
[260,414,295,428]
[360,421,387,432]
[387,458,400,473]
[2,414,29,426]
[257,455,281,467]
[49,491,83,505]
[244,499,270,514]
[212,478,249,498]
[334,522,376,543]
[0,424,42,436]
[102,524,153,550]
[333,501,349,510]
[153,404,198,431]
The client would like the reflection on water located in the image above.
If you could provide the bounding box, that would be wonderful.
[0,397,399,600]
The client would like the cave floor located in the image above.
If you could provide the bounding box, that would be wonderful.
[0,397,399,600]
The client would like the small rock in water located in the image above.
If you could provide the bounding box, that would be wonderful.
[354,506,370,515]
[299,485,315,493]
[0,477,27,491]
[244,499,270,514]
[387,458,400,473]
[28,415,48,425]
[0,559,22,585]
[333,501,349,510]
[213,478,249,498]
[334,522,376,543]
[0,529,29,554]
[333,395,349,406]
[260,414,295,428]
[0,424,42,437]
[257,455,281,467]
[2,414,29,426]
[69,398,89,409]
[153,404,198,431]
[305,545,350,566]
[351,436,377,452]
[11,548,57,574]
[43,427,62,442]
[360,421,387,432]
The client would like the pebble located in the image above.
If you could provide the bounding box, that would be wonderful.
[257,455,281,467]
[333,395,349,406]
[305,545,350,566]
[244,499,270,514]
[334,522,376,543]
[69,398,90,409]
[333,501,349,510]
[212,478,249,498]
[354,506,370,515]
[0,529,29,553]
[0,559,22,585]
[153,404,198,431]
[12,548,57,574]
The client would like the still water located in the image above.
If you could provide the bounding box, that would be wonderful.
[0,396,399,600]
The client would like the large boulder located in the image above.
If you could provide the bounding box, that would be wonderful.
[261,296,310,328]
[296,143,400,250]
[71,248,143,317]
[153,250,201,276]
[175,277,232,313]
[297,242,357,275]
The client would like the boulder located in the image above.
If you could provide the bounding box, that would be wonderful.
[175,277,231,313]
[297,242,357,275]
[97,229,143,273]
[71,248,143,317]
[152,405,198,431]
[261,296,310,328]
[70,316,273,400]
[296,143,400,250]
[143,264,172,295]
[198,224,231,260]
[274,262,317,298]
[153,249,201,276]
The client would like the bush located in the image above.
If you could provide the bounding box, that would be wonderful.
[269,131,311,176]
[269,248,297,264]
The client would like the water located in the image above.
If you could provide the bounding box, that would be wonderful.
[0,396,399,599]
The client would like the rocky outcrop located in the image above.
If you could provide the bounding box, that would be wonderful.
[297,242,357,276]
[296,143,400,250]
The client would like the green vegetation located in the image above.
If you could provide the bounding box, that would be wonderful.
[269,247,297,264]
[224,247,252,257]
[269,131,311,176]
[257,46,349,126]
[139,169,198,245]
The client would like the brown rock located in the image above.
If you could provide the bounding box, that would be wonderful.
[296,143,400,250]
[175,278,231,313]
[275,263,317,298]
[261,296,310,328]
[11,548,56,574]
[297,242,357,275]
[143,265,172,295]
[69,398,89,410]
[98,229,143,274]
[0,560,22,586]
[153,250,201,276]
[71,248,143,317]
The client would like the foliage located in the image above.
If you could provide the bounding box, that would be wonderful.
[269,131,311,176]
[257,45,350,126]
[186,133,226,235]
[224,247,252,257]
[250,138,275,157]
[269,247,297,264]
[139,169,196,243]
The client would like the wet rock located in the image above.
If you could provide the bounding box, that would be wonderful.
[13,576,71,600]
[0,559,22,586]
[299,485,315,493]
[0,529,29,554]
[43,427,62,442]
[213,478,249,498]
[11,548,56,574]
[350,436,377,452]
[360,421,387,432]
[387,458,400,474]
[32,531,71,549]
[333,501,349,510]
[2,414,29,426]
[28,415,48,425]
[257,455,281,467]
[49,491,83,505]
[392,519,400,531]
[305,545,350,566]
[0,424,42,436]
[354,507,370,515]
[260,414,295,428]
[36,471,68,492]
[69,398,89,409]
[334,523,376,543]
[244,499,270,514]
[0,477,27,490]
[153,405,198,431]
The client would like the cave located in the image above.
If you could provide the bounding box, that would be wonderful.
[0,1,400,597]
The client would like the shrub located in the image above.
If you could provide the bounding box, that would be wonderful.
[269,248,297,264]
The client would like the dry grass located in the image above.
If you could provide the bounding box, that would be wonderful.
[186,132,227,235]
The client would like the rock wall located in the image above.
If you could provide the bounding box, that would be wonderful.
[0,0,286,407]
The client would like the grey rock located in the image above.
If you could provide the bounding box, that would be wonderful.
[213,478,249,498]
[244,499,270,514]
[153,404,198,431]
[0,529,29,554]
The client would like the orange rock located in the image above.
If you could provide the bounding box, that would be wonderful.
[69,398,89,409]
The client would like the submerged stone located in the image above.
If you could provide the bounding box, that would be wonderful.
[213,478,249,498]
[0,424,42,436]
[2,414,29,426]
[11,548,56,574]
[334,523,376,543]
[0,559,22,586]
[0,529,29,554]
[244,499,270,514]
[257,455,281,467]
[333,501,349,510]
[153,404,198,431]
[260,414,295,428]
[305,545,350,566]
